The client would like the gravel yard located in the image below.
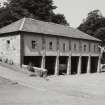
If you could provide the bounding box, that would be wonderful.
[0,65,105,105]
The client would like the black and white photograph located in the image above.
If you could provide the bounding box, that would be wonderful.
[0,0,104,104]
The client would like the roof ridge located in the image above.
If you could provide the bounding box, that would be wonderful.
[28,17,71,28]
[0,17,101,42]
[19,17,26,31]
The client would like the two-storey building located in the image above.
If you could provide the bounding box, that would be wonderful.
[0,18,101,75]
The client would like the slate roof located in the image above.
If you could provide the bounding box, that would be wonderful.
[0,18,100,41]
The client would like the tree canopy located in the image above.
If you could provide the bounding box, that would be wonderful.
[0,0,69,28]
[78,10,105,44]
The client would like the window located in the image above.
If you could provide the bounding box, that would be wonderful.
[69,41,71,50]
[74,43,76,50]
[42,38,46,50]
[79,41,82,51]
[32,40,37,49]
[63,43,66,51]
[57,39,59,50]
[7,40,10,44]
[98,47,101,53]
[49,41,53,50]
[94,44,96,52]
[6,40,10,49]
[84,45,87,52]
[89,43,91,52]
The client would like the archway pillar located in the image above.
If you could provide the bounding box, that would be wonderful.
[67,54,71,75]
[87,55,91,73]
[54,56,59,75]
[77,56,82,74]
[41,50,46,68]
[97,55,101,73]
[41,55,45,69]
[54,50,60,75]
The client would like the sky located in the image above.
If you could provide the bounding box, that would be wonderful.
[53,0,105,27]
[0,0,105,27]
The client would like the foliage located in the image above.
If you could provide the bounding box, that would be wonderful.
[78,9,105,46]
[94,27,105,44]
[78,10,105,36]
[0,0,69,28]
[51,13,69,25]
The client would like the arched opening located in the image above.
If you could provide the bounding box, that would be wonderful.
[24,56,42,67]
[90,56,98,73]
[71,56,79,75]
[81,56,88,74]
[59,56,68,75]
[45,56,56,75]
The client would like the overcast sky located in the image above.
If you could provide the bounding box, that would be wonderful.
[0,0,105,27]
[54,0,105,27]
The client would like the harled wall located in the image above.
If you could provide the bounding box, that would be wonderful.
[23,33,100,57]
[0,34,21,65]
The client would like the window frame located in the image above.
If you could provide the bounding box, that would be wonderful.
[74,43,77,51]
[31,40,37,49]
[63,43,66,52]
[49,41,53,50]
[84,44,87,52]
[6,40,10,49]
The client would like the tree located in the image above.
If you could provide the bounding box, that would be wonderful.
[7,0,56,20]
[0,7,18,27]
[51,14,69,25]
[94,27,105,44]
[78,10,105,36]
[95,27,105,63]
[0,0,69,27]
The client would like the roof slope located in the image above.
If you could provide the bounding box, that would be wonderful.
[0,18,100,41]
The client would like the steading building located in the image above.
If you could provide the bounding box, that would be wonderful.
[0,18,101,75]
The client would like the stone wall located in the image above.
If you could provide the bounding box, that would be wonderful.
[0,34,21,65]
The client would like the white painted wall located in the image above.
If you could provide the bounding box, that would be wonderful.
[23,33,100,56]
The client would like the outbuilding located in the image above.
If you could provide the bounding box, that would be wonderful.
[0,18,101,75]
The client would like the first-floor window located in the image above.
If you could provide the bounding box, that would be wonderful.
[84,45,87,52]
[89,43,91,52]
[32,40,37,49]
[98,47,101,53]
[49,41,53,50]
[7,40,10,44]
[69,41,71,50]
[94,44,96,52]
[63,43,66,51]
[57,39,59,50]
[74,43,76,51]
[6,40,10,49]
[42,38,46,50]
